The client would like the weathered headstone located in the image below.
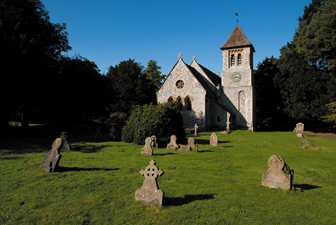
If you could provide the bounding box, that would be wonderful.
[141,137,153,156]
[187,137,198,151]
[210,133,218,146]
[135,160,164,206]
[262,155,294,190]
[109,126,115,140]
[150,135,158,148]
[41,133,69,172]
[194,124,198,136]
[178,144,191,151]
[300,139,314,148]
[95,128,102,139]
[296,122,304,137]
[167,135,178,150]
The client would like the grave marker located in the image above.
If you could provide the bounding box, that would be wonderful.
[135,160,164,206]
[187,137,198,151]
[167,135,178,150]
[262,155,294,190]
[210,133,218,146]
[141,137,153,156]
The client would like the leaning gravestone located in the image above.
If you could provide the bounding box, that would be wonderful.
[150,135,158,148]
[135,160,164,206]
[141,137,153,156]
[296,122,304,137]
[262,155,294,190]
[187,137,198,151]
[166,135,178,150]
[40,132,69,172]
[210,133,218,146]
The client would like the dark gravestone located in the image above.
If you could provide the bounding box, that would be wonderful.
[135,160,164,206]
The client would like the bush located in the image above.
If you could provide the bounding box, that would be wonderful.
[121,102,186,145]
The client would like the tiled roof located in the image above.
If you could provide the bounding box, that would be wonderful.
[198,64,221,86]
[220,25,255,52]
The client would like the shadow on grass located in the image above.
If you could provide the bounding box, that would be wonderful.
[164,194,215,206]
[70,145,106,153]
[153,152,177,156]
[293,184,322,190]
[0,156,20,160]
[198,150,214,153]
[55,166,120,172]
[195,139,229,145]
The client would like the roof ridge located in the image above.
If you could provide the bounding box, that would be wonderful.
[220,25,255,51]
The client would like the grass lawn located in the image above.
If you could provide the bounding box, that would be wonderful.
[1,130,336,224]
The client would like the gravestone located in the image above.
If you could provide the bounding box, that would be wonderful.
[262,155,294,190]
[41,133,69,172]
[194,124,198,136]
[178,144,191,151]
[166,135,178,150]
[150,135,158,148]
[135,160,164,206]
[300,139,314,148]
[95,128,102,139]
[296,122,304,137]
[141,137,153,156]
[109,126,115,140]
[187,137,198,151]
[210,133,218,146]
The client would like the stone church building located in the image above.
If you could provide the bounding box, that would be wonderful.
[156,25,256,131]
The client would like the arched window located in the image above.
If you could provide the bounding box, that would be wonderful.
[231,54,235,67]
[176,97,183,111]
[185,96,192,110]
[238,54,242,66]
[168,96,175,103]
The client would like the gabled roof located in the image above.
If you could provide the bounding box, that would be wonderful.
[220,25,255,52]
[185,64,217,99]
[197,64,221,86]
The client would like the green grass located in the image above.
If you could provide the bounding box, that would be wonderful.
[1,130,336,224]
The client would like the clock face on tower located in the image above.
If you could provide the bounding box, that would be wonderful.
[231,72,241,83]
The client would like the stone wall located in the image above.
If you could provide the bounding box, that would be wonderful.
[157,58,207,130]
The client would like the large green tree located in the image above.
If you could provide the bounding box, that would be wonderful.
[275,0,336,130]
[0,0,71,128]
[144,60,166,91]
[106,59,156,116]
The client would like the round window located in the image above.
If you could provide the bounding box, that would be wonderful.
[176,80,184,89]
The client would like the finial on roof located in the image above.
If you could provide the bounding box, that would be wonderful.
[192,55,196,61]
[178,53,182,60]
[235,12,238,25]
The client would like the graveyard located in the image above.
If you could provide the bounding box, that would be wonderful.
[1,130,336,224]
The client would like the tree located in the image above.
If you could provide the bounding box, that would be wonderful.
[122,102,186,145]
[0,0,71,128]
[106,59,157,116]
[44,56,111,126]
[295,0,336,74]
[322,102,336,129]
[274,0,336,130]
[255,56,289,130]
[144,60,166,91]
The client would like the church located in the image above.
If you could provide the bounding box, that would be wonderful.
[156,25,256,131]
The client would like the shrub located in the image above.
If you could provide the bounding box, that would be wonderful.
[121,102,186,145]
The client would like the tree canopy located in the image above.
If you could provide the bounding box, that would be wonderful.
[144,60,166,91]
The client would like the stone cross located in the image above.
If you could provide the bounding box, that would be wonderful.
[187,137,198,151]
[210,133,218,146]
[135,160,164,206]
[226,121,231,131]
[141,137,153,156]
[194,124,198,136]
[262,155,294,190]
[296,122,304,137]
[178,53,182,60]
[167,135,178,150]
[150,135,158,148]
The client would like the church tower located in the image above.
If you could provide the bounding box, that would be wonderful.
[220,25,255,131]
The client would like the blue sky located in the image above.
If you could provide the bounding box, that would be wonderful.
[42,0,312,75]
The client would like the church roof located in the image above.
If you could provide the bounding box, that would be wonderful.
[197,64,221,86]
[220,25,255,52]
[185,64,217,99]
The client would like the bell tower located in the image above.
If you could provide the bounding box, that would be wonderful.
[220,25,255,131]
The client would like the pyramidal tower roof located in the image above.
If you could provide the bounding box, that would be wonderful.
[220,25,255,52]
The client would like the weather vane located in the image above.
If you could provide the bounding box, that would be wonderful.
[235,12,238,25]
